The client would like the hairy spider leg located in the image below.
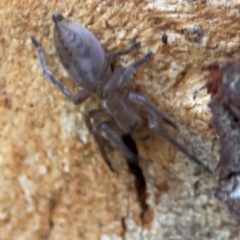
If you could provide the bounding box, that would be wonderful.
[31,36,90,104]
[85,110,116,172]
[85,109,142,171]
[112,51,177,129]
[86,109,148,211]
[97,42,141,98]
[117,51,152,94]
[128,92,213,174]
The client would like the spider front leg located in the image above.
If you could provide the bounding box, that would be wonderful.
[115,51,177,129]
[31,36,90,104]
[128,92,214,174]
[85,110,139,171]
[117,51,153,96]
[97,42,141,98]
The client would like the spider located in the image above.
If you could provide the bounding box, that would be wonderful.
[31,13,213,174]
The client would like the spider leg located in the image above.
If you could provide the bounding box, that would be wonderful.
[93,121,148,211]
[128,92,214,174]
[85,111,147,212]
[129,92,177,129]
[113,53,176,129]
[97,42,141,98]
[31,36,90,104]
[84,110,115,171]
[95,122,139,165]
[85,110,140,171]
[117,51,153,95]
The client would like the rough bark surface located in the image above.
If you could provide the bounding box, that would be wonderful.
[0,0,240,239]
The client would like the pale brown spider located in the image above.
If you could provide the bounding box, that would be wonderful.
[31,13,212,174]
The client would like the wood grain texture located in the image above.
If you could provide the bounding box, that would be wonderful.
[0,0,240,239]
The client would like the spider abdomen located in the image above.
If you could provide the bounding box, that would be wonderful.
[53,13,107,93]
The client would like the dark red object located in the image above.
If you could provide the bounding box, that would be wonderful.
[204,59,240,221]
